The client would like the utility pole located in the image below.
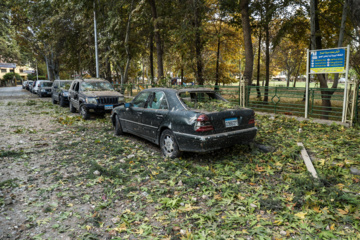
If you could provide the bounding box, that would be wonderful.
[94,0,99,78]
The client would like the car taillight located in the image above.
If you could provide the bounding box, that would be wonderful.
[248,112,255,125]
[195,114,214,132]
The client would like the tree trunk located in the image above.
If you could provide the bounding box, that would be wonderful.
[193,0,204,85]
[147,0,164,82]
[215,21,221,88]
[123,0,135,85]
[311,0,331,119]
[256,29,261,98]
[263,21,270,102]
[333,0,347,88]
[149,29,154,85]
[240,0,253,86]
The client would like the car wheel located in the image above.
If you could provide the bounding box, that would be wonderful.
[80,105,90,120]
[160,129,182,159]
[52,96,57,104]
[114,115,124,136]
[59,96,66,107]
[69,101,76,113]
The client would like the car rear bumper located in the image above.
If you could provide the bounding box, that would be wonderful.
[173,127,257,153]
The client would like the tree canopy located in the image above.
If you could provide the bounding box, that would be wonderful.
[2,0,359,84]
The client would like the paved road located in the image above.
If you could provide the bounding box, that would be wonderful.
[0,86,35,99]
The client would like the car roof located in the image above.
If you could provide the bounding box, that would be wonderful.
[141,87,215,94]
[76,78,109,83]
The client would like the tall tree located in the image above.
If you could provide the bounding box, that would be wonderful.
[147,0,164,82]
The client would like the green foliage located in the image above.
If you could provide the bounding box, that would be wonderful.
[2,72,22,81]
[27,74,46,80]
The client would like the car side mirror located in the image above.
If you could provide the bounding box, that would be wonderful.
[125,102,132,109]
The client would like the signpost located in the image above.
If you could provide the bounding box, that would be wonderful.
[305,46,350,122]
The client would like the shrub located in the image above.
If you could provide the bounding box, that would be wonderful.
[2,72,22,81]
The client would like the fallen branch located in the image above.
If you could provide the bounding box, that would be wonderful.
[297,142,318,179]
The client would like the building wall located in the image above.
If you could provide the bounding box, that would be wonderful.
[0,65,34,85]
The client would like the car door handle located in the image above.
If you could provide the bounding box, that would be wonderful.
[156,114,163,118]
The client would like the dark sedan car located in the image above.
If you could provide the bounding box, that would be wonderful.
[110,88,257,158]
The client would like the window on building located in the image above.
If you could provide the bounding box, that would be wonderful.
[10,69,14,73]
[1,69,6,73]
[20,69,24,73]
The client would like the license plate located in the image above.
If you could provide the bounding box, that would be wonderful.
[104,105,113,110]
[225,118,238,128]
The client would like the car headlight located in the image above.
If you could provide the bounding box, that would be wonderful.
[118,96,124,103]
[62,91,69,97]
[41,89,46,92]
[86,97,97,104]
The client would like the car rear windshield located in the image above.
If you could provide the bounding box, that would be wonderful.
[179,91,234,110]
[81,82,114,91]
[41,82,53,87]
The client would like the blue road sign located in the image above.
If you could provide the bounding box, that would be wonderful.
[310,48,345,73]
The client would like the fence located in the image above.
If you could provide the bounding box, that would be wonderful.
[114,83,359,123]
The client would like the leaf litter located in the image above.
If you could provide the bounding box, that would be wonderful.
[0,98,359,239]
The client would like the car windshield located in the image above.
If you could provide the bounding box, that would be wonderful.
[60,82,72,89]
[41,82,52,87]
[81,82,114,91]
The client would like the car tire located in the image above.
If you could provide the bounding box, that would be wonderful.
[59,96,66,107]
[80,105,90,120]
[160,129,182,159]
[69,101,76,113]
[114,115,124,136]
[52,96,57,104]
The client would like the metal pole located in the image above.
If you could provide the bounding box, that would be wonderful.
[36,62,39,81]
[342,45,350,122]
[94,0,99,78]
[305,49,310,118]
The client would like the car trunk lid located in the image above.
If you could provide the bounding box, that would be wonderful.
[193,108,255,134]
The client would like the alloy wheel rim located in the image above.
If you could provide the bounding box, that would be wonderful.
[163,135,174,154]
[81,106,86,116]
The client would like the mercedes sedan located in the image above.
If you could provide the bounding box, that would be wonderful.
[110,88,257,158]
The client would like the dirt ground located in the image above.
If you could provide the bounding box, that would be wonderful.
[0,97,163,239]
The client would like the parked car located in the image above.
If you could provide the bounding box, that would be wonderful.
[33,80,51,94]
[37,81,53,97]
[26,80,33,91]
[52,80,73,107]
[22,81,28,89]
[339,78,346,83]
[68,78,125,119]
[29,81,36,93]
[110,88,257,158]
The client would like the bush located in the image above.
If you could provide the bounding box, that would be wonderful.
[27,74,46,80]
[2,72,22,81]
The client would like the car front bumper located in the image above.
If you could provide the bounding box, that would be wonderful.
[173,127,257,153]
[40,91,52,96]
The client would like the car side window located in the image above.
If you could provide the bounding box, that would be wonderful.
[132,92,151,108]
[74,82,79,92]
[148,92,168,110]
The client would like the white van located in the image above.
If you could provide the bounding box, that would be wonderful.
[33,80,50,94]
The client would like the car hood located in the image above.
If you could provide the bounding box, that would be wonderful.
[83,91,123,97]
